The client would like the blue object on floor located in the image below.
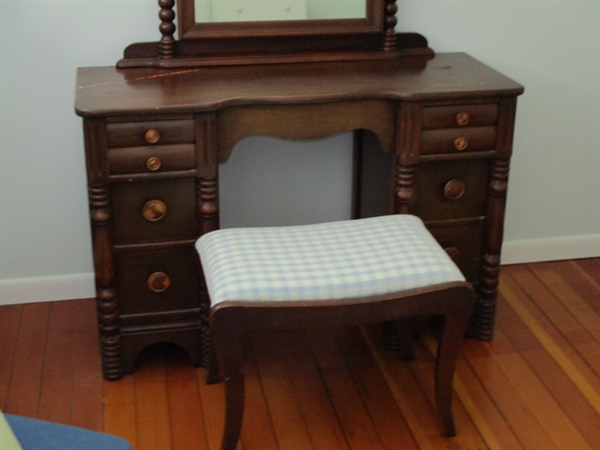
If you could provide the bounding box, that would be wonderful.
[4,414,132,450]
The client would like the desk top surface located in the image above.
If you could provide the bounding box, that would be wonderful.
[75,53,523,118]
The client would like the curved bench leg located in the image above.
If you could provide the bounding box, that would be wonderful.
[211,314,245,450]
[221,372,245,450]
[205,336,221,385]
[434,288,475,437]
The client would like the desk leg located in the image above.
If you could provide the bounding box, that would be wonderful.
[89,185,124,380]
[197,175,220,372]
[197,176,219,235]
[476,158,511,340]
[394,162,416,214]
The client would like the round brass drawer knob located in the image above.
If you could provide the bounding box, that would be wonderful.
[444,179,466,200]
[146,156,162,171]
[147,271,171,293]
[454,137,469,151]
[456,112,470,126]
[145,129,161,144]
[142,199,167,222]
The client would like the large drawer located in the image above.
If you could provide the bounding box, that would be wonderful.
[426,220,484,282]
[115,245,200,317]
[111,178,197,245]
[412,159,489,221]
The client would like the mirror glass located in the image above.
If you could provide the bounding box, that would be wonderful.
[194,0,366,23]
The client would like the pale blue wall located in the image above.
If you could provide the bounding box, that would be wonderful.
[1,0,598,303]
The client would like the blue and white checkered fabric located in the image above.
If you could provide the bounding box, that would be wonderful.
[196,215,465,306]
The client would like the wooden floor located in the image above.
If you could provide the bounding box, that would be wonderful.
[1,259,598,449]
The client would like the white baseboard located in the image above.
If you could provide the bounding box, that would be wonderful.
[0,273,95,306]
[1,234,598,305]
[501,233,600,265]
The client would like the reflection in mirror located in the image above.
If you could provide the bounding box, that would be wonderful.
[194,0,366,23]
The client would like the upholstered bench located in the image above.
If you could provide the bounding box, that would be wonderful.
[196,215,474,450]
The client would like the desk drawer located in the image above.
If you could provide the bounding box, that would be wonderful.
[108,144,196,175]
[426,220,484,281]
[106,120,195,148]
[422,104,498,130]
[115,245,200,316]
[412,159,489,221]
[421,127,496,155]
[111,178,197,244]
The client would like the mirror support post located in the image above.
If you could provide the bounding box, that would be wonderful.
[158,0,176,59]
[383,0,398,51]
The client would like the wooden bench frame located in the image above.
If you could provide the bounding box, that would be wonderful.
[207,281,474,450]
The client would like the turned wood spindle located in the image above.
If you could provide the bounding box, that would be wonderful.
[158,0,176,59]
[383,0,398,51]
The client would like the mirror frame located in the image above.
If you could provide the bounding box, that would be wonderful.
[178,1,382,39]
[118,0,432,68]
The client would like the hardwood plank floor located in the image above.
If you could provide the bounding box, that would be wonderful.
[1,259,598,449]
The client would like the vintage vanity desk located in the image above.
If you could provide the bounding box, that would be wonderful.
[75,0,523,380]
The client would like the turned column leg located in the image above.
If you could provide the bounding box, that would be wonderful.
[473,97,517,340]
[197,176,220,377]
[383,161,418,350]
[387,319,415,361]
[475,158,510,340]
[89,185,123,380]
[394,162,416,215]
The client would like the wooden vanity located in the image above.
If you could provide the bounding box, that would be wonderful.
[75,1,523,380]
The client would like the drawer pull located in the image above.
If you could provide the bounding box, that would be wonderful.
[455,112,470,126]
[144,129,161,144]
[444,179,466,200]
[146,156,162,171]
[444,246,461,263]
[142,199,167,222]
[147,271,171,293]
[453,137,469,151]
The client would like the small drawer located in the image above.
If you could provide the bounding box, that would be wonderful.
[426,220,484,282]
[115,245,200,316]
[108,144,196,175]
[412,159,489,221]
[422,104,498,130]
[421,126,497,155]
[111,178,197,245]
[106,120,195,148]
